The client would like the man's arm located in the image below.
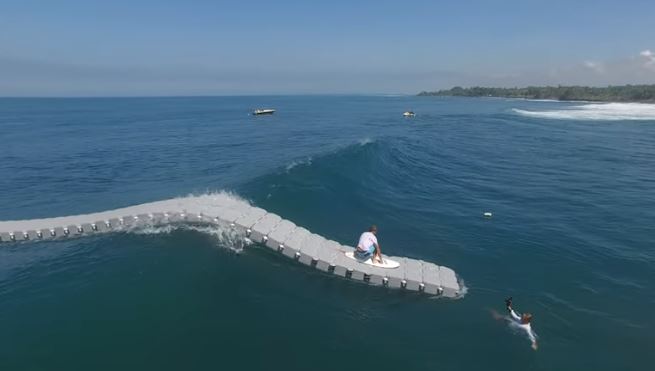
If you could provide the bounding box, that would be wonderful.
[508,308,521,322]
[373,242,382,261]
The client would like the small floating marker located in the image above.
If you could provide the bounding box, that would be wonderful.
[483,212,493,218]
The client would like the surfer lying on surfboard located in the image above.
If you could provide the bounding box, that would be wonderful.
[356,225,383,263]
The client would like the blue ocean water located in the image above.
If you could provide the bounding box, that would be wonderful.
[0,96,654,370]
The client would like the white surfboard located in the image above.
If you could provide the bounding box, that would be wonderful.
[345,251,400,269]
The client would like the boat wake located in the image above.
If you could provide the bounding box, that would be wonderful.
[512,102,655,121]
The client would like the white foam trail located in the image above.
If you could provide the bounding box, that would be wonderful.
[285,157,313,172]
[513,102,655,121]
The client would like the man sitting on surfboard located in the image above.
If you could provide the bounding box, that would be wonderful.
[356,225,383,263]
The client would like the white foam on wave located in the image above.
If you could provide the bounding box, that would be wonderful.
[358,137,375,146]
[513,102,655,121]
[129,190,254,253]
[134,223,252,253]
[285,156,313,172]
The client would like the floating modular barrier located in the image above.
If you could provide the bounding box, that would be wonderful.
[0,194,462,298]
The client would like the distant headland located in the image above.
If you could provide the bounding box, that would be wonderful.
[418,84,655,103]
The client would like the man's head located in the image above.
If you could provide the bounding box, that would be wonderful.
[369,225,378,234]
[521,313,533,324]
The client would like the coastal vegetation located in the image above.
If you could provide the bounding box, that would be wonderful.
[418,84,655,102]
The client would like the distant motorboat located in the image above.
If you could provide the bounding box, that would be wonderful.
[403,111,415,117]
[253,109,275,115]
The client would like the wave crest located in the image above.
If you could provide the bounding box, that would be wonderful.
[513,102,655,121]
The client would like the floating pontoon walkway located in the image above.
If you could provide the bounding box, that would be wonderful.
[0,194,462,298]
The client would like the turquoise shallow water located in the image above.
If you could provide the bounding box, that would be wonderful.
[0,96,654,370]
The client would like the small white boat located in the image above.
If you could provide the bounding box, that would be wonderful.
[403,111,415,117]
[253,109,275,115]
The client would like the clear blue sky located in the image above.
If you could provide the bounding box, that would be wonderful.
[2,0,655,96]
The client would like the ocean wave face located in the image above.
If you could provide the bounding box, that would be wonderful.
[513,102,655,120]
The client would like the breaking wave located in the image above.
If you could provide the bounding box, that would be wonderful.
[134,223,253,253]
[512,102,655,121]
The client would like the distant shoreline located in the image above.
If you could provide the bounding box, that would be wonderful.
[418,84,655,103]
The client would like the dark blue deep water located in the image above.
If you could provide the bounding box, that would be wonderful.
[1,96,654,370]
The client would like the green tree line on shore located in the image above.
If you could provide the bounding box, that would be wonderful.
[418,85,655,102]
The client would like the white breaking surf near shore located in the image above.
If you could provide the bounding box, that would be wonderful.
[513,102,655,121]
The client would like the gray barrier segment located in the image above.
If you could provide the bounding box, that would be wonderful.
[121,216,135,227]
[81,223,94,234]
[108,218,121,229]
[366,263,389,286]
[315,240,341,272]
[95,222,108,233]
[213,206,252,223]
[0,195,461,297]
[135,214,150,226]
[67,225,80,236]
[403,258,424,291]
[350,260,373,281]
[151,213,165,225]
[171,213,182,223]
[249,213,282,243]
[265,220,296,251]
[439,266,459,298]
[54,227,66,238]
[422,262,442,295]
[385,256,406,288]
[40,228,52,239]
[26,230,39,240]
[233,207,267,234]
[332,249,359,277]
[298,234,324,266]
[281,227,311,258]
